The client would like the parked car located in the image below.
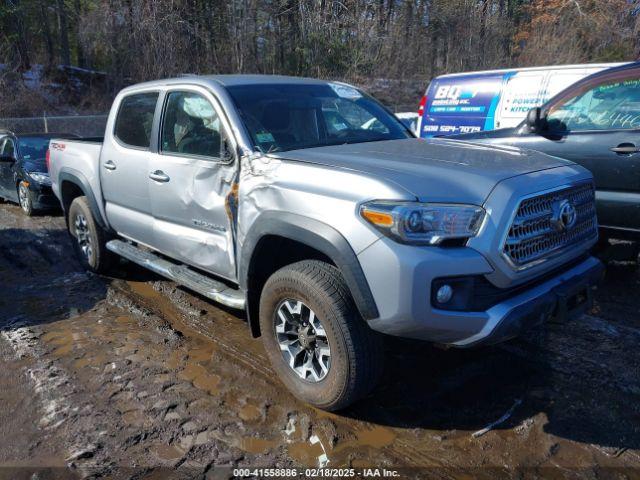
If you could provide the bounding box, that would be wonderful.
[417,63,626,138]
[49,75,603,410]
[0,131,76,215]
[449,62,640,241]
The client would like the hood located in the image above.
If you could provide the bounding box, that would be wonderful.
[448,127,519,141]
[273,138,573,205]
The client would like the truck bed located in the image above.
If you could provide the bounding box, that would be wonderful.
[48,137,108,225]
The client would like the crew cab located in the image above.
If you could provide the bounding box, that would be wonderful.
[49,75,604,410]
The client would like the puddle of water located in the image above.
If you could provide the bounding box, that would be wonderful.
[192,373,221,396]
[167,350,183,369]
[73,357,92,369]
[239,403,262,422]
[288,440,326,466]
[179,362,206,381]
[52,342,73,357]
[239,437,276,454]
[354,426,397,449]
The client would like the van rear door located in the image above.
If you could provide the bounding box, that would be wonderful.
[419,73,503,138]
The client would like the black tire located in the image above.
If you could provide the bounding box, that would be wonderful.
[17,181,34,216]
[67,196,114,274]
[259,260,383,411]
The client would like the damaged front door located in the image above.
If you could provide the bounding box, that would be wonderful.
[149,87,238,281]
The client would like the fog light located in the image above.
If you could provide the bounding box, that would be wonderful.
[436,284,453,304]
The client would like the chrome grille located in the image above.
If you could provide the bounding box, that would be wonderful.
[503,183,597,268]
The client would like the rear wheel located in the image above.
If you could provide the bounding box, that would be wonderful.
[18,181,34,216]
[259,260,383,411]
[68,196,114,274]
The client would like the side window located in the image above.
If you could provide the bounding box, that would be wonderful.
[114,92,159,149]
[161,91,230,160]
[547,76,640,132]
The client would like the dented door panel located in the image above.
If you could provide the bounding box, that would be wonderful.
[149,156,237,280]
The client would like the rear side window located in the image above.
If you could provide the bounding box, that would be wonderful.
[114,92,159,148]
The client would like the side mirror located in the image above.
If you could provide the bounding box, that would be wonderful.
[0,155,15,163]
[525,107,547,133]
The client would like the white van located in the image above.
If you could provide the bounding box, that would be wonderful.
[417,63,627,137]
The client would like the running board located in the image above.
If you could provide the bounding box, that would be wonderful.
[106,240,245,310]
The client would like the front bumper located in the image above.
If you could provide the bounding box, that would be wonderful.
[358,237,604,347]
[451,255,603,347]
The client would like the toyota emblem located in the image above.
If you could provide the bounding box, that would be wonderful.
[552,200,577,231]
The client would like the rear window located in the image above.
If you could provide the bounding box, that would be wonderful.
[114,92,159,148]
[18,137,50,163]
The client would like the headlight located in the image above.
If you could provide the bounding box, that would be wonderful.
[360,201,485,245]
[28,172,51,186]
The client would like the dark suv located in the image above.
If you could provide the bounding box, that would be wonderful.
[450,62,640,242]
[0,131,76,216]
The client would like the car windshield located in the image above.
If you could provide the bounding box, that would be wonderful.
[227,83,412,153]
[18,136,50,163]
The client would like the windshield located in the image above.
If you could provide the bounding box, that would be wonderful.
[18,136,50,164]
[227,83,412,153]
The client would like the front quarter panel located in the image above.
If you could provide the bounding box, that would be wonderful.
[237,154,415,257]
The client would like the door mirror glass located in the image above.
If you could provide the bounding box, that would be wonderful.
[0,154,15,163]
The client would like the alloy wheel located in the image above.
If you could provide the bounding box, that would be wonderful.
[74,213,93,261]
[18,184,30,212]
[274,299,331,382]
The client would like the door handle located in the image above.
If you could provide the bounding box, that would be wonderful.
[610,143,640,154]
[149,170,170,183]
[103,160,117,170]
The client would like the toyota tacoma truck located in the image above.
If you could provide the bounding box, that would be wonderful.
[49,75,604,410]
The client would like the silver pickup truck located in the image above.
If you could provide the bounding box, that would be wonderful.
[49,75,604,410]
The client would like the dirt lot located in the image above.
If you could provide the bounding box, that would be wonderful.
[0,202,639,479]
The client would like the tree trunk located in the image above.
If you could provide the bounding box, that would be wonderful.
[74,0,85,67]
[6,0,31,71]
[38,1,55,67]
[56,0,71,66]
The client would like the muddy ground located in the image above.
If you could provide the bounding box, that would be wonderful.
[0,202,639,480]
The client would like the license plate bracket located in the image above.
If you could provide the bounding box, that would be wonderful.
[552,277,593,323]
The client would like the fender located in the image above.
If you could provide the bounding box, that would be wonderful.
[240,211,379,328]
[58,170,110,230]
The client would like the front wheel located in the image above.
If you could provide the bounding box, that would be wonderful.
[67,196,114,274]
[259,260,383,411]
[18,181,34,216]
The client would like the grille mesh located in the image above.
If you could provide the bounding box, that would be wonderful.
[503,183,597,268]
